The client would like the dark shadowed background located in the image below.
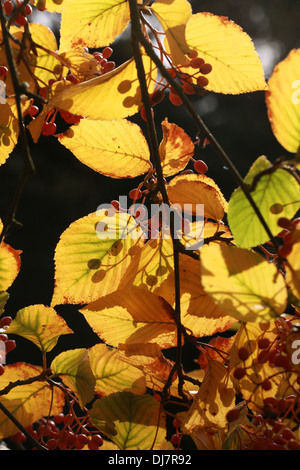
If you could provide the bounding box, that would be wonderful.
[0,1,299,368]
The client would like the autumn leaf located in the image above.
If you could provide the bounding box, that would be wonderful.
[48,55,157,120]
[266,49,300,153]
[0,363,65,439]
[57,118,151,178]
[0,104,19,166]
[89,343,146,396]
[6,305,73,353]
[227,156,300,248]
[159,118,194,177]
[51,349,96,408]
[51,210,144,306]
[167,173,228,221]
[58,50,102,83]
[89,391,166,450]
[59,0,131,52]
[200,243,287,322]
[286,227,300,300]
[30,0,65,12]
[181,360,235,435]
[0,239,21,292]
[151,0,192,66]
[80,287,177,349]
[183,12,267,94]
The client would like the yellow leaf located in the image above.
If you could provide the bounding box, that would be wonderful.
[59,0,130,52]
[59,50,102,83]
[0,363,64,438]
[266,49,300,153]
[49,56,157,120]
[200,243,287,322]
[167,173,228,221]
[0,240,21,291]
[80,287,177,348]
[151,0,192,66]
[155,254,236,337]
[51,210,144,306]
[286,227,300,300]
[51,349,96,408]
[181,360,235,434]
[89,343,146,396]
[183,12,267,94]
[159,118,194,177]
[0,104,19,166]
[30,0,65,13]
[57,118,151,178]
[6,304,73,353]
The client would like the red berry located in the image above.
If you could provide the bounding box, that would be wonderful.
[261,379,272,391]
[150,89,165,105]
[102,47,113,59]
[42,121,57,136]
[102,61,115,73]
[11,431,26,443]
[238,346,250,361]
[0,364,5,376]
[196,76,209,87]
[0,66,8,77]
[194,160,208,173]
[190,57,205,69]
[287,439,300,450]
[258,337,271,349]
[5,339,16,353]
[226,408,240,423]
[172,418,181,429]
[89,434,103,449]
[15,13,27,26]
[129,188,142,200]
[233,367,246,380]
[46,438,58,450]
[3,1,13,16]
[169,91,183,106]
[200,63,212,75]
[182,81,195,95]
[0,333,8,342]
[24,3,32,16]
[187,50,198,59]
[77,433,89,445]
[277,217,292,230]
[278,243,293,258]
[171,433,180,445]
[28,105,39,117]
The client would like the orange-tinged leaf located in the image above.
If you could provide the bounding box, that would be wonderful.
[5,304,73,353]
[286,227,300,300]
[89,343,146,396]
[167,173,228,221]
[58,50,102,83]
[80,287,177,349]
[51,348,96,408]
[59,0,130,52]
[89,391,166,450]
[0,240,21,291]
[57,118,151,178]
[155,254,236,338]
[51,210,144,306]
[49,56,157,120]
[151,0,192,66]
[159,118,194,177]
[183,12,267,94]
[0,363,65,438]
[200,243,288,322]
[0,104,19,166]
[181,360,235,434]
[266,49,300,153]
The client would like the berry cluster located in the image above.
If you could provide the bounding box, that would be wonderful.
[10,411,104,450]
[2,0,32,27]
[170,418,182,450]
[0,316,16,376]
[277,216,300,259]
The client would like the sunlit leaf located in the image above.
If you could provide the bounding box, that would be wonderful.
[167,173,228,221]
[80,287,177,348]
[227,156,300,248]
[0,239,21,291]
[58,50,102,82]
[89,343,146,396]
[0,363,64,438]
[6,304,73,353]
[30,0,65,12]
[59,0,130,52]
[181,360,235,434]
[159,118,194,177]
[151,0,192,66]
[48,55,157,120]
[266,49,300,153]
[51,210,144,306]
[0,104,19,166]
[57,118,151,178]
[286,227,300,300]
[155,254,236,338]
[51,348,96,408]
[89,391,166,449]
[183,12,267,94]
[200,243,287,322]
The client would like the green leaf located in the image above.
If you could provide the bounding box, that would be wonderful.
[89,391,166,449]
[51,348,96,408]
[227,156,300,248]
[6,304,73,353]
